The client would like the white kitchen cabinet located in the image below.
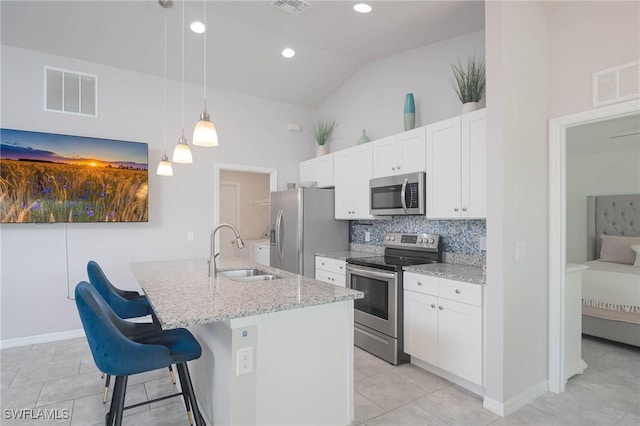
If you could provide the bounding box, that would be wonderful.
[299,154,334,188]
[334,144,374,219]
[315,256,346,287]
[403,272,483,385]
[372,127,426,178]
[426,109,486,219]
[248,240,270,266]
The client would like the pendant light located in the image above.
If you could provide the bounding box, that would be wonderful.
[192,0,219,147]
[172,0,193,163]
[157,16,173,176]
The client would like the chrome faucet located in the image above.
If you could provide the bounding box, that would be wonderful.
[209,223,245,277]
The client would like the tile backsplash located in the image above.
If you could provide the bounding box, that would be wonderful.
[350,216,486,259]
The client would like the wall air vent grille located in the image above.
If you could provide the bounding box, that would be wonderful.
[44,66,98,117]
[270,0,312,15]
[593,60,639,107]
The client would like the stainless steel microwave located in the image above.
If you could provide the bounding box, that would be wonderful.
[369,172,425,216]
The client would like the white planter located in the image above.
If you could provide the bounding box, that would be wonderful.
[316,145,329,157]
[462,102,480,114]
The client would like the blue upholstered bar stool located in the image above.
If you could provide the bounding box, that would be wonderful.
[75,282,205,426]
[87,260,175,403]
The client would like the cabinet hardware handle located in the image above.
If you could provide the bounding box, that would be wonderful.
[454,207,459,212]
[431,304,436,308]
[417,282,422,286]
[439,306,444,310]
[455,289,461,294]
[392,167,396,171]
[462,207,467,212]
[322,262,325,266]
[397,165,401,169]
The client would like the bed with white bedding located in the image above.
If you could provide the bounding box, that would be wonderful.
[583,194,640,346]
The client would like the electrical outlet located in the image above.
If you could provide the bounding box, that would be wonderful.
[365,231,371,242]
[187,231,194,241]
[236,346,254,376]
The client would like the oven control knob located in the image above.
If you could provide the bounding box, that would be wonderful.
[429,238,435,244]
[385,236,390,241]
[390,236,396,241]
[417,238,423,243]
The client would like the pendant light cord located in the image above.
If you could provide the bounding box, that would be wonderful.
[163,16,168,154]
[181,0,185,134]
[202,0,207,111]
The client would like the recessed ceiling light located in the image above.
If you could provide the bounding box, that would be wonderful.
[353,3,372,13]
[190,21,205,34]
[282,48,296,59]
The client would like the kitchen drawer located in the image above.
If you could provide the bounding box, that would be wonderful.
[438,278,482,307]
[315,256,346,275]
[316,269,345,287]
[404,272,438,296]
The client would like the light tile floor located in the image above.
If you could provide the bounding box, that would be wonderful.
[0,335,638,425]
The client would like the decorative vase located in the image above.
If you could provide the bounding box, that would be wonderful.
[316,144,328,157]
[357,129,370,145]
[404,93,415,131]
[462,101,480,114]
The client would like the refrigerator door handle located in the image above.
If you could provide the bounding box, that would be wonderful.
[275,209,284,259]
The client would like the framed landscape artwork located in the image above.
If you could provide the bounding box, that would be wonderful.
[0,128,148,223]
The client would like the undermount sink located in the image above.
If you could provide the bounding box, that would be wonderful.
[218,268,281,282]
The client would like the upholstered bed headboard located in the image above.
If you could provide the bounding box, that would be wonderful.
[587,194,640,261]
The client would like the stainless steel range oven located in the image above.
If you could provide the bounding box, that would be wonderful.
[346,233,441,365]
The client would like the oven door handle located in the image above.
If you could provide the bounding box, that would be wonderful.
[401,178,409,214]
[347,264,396,281]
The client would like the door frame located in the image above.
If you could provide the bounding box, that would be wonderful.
[219,181,241,256]
[548,99,639,393]
[213,163,278,250]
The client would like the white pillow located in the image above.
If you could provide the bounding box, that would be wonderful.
[632,245,640,267]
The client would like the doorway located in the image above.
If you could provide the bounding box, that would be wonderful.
[548,99,639,392]
[214,163,278,261]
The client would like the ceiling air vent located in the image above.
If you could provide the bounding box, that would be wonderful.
[270,0,312,15]
[593,60,639,107]
[45,66,98,117]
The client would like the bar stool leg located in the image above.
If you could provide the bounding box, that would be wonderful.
[169,365,176,384]
[108,375,128,426]
[103,374,111,403]
[176,363,205,426]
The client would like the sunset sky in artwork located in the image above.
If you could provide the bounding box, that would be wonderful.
[0,129,148,169]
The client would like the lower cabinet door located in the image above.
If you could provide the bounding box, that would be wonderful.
[315,269,345,287]
[437,298,482,385]
[403,290,438,366]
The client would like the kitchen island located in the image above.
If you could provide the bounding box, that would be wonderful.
[131,258,362,426]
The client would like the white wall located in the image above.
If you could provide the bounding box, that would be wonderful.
[220,170,270,241]
[318,31,485,151]
[485,0,549,408]
[0,46,315,341]
[566,132,640,263]
[548,1,640,118]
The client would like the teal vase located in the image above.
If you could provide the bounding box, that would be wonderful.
[357,129,370,145]
[404,93,415,131]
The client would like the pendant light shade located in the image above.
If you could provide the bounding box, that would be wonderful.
[193,110,219,146]
[157,154,173,176]
[173,135,193,163]
[193,0,219,147]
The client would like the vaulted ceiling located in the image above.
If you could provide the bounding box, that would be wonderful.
[1,1,485,107]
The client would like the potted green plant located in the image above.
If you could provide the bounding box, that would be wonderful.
[450,56,486,113]
[311,119,338,157]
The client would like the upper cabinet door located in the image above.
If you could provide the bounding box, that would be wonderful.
[426,116,462,219]
[333,144,373,220]
[461,109,487,218]
[371,135,398,178]
[397,126,426,175]
[372,127,426,178]
[333,149,353,219]
[299,154,334,188]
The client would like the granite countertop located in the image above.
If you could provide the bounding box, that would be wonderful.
[404,263,486,285]
[315,251,379,261]
[130,257,363,329]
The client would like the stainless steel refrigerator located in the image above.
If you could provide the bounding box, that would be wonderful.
[270,188,349,277]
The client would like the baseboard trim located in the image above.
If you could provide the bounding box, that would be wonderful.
[0,329,85,349]
[483,380,548,417]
